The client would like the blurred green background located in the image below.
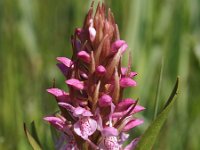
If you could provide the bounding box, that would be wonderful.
[0,0,200,149]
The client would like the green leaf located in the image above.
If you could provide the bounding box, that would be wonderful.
[135,77,179,150]
[24,123,42,150]
[30,121,42,147]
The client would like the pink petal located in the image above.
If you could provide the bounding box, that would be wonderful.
[57,63,70,77]
[122,119,144,132]
[101,127,118,136]
[74,117,97,140]
[56,57,72,67]
[95,109,103,131]
[112,105,145,118]
[119,132,129,144]
[47,88,70,102]
[43,116,65,130]
[82,110,93,117]
[66,79,84,90]
[115,98,136,112]
[73,107,93,117]
[111,40,128,53]
[124,138,140,150]
[121,67,137,78]
[43,116,63,123]
[112,111,128,118]
[96,65,106,75]
[98,94,112,107]
[58,102,75,112]
[73,107,85,116]
[77,51,91,63]
[132,105,145,114]
[120,77,137,87]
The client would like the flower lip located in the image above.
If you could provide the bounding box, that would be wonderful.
[74,117,97,140]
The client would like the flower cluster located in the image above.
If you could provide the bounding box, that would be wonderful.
[44,2,144,150]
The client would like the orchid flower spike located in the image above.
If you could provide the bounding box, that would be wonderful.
[44,2,144,150]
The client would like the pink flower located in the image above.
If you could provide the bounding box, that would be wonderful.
[99,127,120,150]
[58,102,97,140]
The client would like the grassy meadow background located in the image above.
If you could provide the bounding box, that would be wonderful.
[0,0,200,149]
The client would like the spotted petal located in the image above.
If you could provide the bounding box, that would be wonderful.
[74,117,97,140]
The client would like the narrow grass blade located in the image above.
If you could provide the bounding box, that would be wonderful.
[153,58,164,120]
[24,123,42,150]
[30,121,41,147]
[135,77,179,150]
